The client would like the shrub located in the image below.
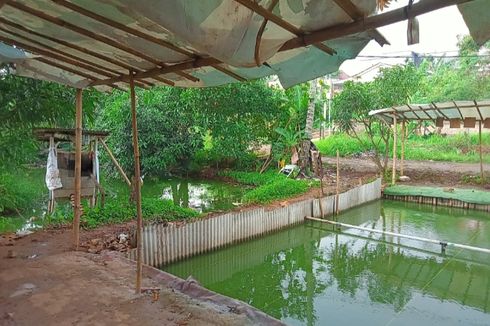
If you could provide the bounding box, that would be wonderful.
[44,198,199,229]
[243,178,313,204]
[219,170,284,186]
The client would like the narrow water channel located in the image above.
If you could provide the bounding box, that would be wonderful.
[164,200,490,326]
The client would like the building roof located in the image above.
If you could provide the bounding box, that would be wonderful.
[369,100,490,124]
[0,0,487,91]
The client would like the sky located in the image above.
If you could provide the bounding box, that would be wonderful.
[340,3,470,76]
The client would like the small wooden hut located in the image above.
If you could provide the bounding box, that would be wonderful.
[34,128,109,213]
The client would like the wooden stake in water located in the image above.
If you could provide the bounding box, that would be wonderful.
[336,150,340,215]
[479,120,484,182]
[391,114,397,185]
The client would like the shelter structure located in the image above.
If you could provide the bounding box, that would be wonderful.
[369,100,490,184]
[1,0,489,294]
[34,128,109,213]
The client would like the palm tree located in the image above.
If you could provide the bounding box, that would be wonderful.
[298,79,317,172]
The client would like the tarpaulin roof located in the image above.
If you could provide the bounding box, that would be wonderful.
[0,0,488,91]
[369,100,490,124]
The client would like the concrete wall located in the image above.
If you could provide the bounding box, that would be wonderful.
[128,178,382,267]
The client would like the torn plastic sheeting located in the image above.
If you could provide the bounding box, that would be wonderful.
[458,0,490,46]
[0,42,35,64]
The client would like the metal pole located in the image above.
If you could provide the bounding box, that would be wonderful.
[305,216,490,254]
[479,120,484,181]
[129,70,143,294]
[328,75,333,136]
[391,115,397,185]
[73,88,83,250]
[401,120,405,176]
[335,150,340,215]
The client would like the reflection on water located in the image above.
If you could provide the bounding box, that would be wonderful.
[148,179,245,213]
[164,200,490,326]
[1,177,246,233]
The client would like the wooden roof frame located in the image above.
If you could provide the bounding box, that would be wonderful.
[370,100,490,122]
[0,0,474,88]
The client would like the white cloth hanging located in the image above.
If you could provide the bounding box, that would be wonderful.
[45,139,62,191]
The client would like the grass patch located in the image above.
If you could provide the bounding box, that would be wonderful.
[44,198,199,229]
[219,170,282,186]
[221,170,318,204]
[384,185,490,205]
[0,168,45,216]
[315,132,490,163]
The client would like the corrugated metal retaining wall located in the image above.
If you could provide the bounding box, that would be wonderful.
[383,194,490,212]
[128,178,381,267]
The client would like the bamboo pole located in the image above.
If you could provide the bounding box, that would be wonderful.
[479,120,484,182]
[73,88,83,250]
[335,150,340,215]
[401,120,405,176]
[391,115,397,185]
[129,70,143,294]
[99,138,131,187]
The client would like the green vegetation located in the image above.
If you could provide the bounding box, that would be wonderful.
[384,185,490,205]
[45,198,199,229]
[220,170,282,186]
[315,133,490,163]
[0,169,45,216]
[220,170,317,204]
[242,179,312,204]
[331,36,490,173]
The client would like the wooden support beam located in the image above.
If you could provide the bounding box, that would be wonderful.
[73,88,83,250]
[99,138,131,187]
[93,0,474,86]
[280,0,474,51]
[0,0,9,10]
[417,105,433,120]
[392,114,397,185]
[91,57,220,86]
[51,0,195,58]
[7,1,197,83]
[479,121,484,182]
[211,64,246,82]
[234,0,336,55]
[474,100,484,121]
[336,149,340,215]
[332,0,389,46]
[0,18,159,87]
[453,101,465,120]
[254,0,278,66]
[129,70,143,294]
[404,105,422,120]
[401,120,405,176]
[431,101,450,120]
[0,28,118,77]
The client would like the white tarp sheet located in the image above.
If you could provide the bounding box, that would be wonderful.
[0,0,488,89]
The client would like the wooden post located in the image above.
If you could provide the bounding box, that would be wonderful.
[73,88,83,250]
[335,150,340,215]
[391,115,397,185]
[129,70,143,294]
[99,138,132,187]
[479,120,484,182]
[400,120,405,176]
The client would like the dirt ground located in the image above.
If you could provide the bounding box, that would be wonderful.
[0,228,281,326]
[323,157,490,190]
[3,159,487,326]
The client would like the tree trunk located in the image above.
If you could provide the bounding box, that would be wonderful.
[299,80,317,172]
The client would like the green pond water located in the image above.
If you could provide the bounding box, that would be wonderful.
[0,172,245,233]
[164,200,490,326]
